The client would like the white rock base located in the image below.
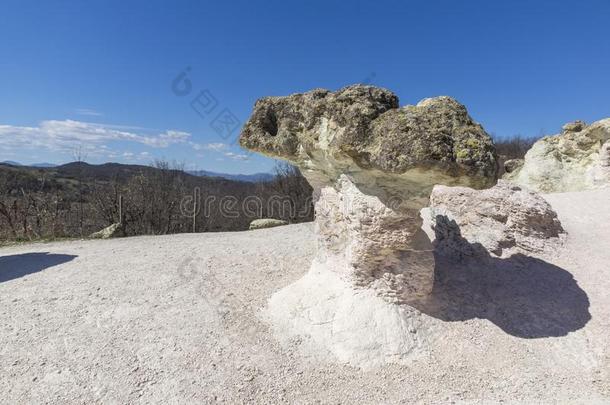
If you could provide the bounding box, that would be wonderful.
[264,261,435,369]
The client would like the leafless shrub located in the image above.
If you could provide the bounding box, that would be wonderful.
[494,135,539,160]
[266,162,313,223]
[493,134,541,176]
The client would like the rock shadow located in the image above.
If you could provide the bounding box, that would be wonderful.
[415,216,591,338]
[0,252,77,283]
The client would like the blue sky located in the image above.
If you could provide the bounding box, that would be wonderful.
[1,0,609,174]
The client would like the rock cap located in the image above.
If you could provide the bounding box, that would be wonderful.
[240,84,498,191]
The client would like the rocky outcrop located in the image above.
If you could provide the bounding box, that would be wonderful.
[249,218,288,230]
[426,180,565,259]
[241,84,498,303]
[504,119,610,192]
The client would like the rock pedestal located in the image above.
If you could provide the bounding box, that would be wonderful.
[314,175,437,302]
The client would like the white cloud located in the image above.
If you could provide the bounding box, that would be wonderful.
[161,130,191,144]
[0,119,255,167]
[75,108,103,117]
[223,151,250,161]
[0,119,192,153]
[190,141,228,152]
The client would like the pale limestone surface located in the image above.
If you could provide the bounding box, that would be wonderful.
[313,175,435,303]
[505,118,610,192]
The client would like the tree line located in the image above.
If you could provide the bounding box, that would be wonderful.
[0,161,313,242]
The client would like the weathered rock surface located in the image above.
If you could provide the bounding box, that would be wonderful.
[314,175,436,303]
[241,85,498,192]
[249,218,288,230]
[241,84,498,303]
[504,118,610,192]
[426,180,565,259]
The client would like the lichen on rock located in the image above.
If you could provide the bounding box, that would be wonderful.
[241,85,498,196]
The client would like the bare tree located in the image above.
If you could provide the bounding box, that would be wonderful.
[494,134,541,176]
[0,174,18,239]
[1,158,315,242]
[267,162,313,222]
[72,146,88,237]
[494,134,539,160]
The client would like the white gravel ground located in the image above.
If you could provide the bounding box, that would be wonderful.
[1,188,609,404]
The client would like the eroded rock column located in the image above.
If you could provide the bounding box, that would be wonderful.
[313,175,435,303]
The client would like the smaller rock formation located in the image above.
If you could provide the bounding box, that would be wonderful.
[426,180,565,259]
[249,218,288,230]
[504,118,610,192]
[503,158,524,174]
[89,223,123,239]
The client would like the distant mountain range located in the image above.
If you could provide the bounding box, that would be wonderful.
[1,161,58,168]
[187,170,274,183]
[1,161,274,183]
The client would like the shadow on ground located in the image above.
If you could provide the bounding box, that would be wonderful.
[415,216,591,338]
[0,252,77,283]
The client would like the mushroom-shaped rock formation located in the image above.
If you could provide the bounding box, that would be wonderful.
[241,85,498,303]
[504,118,610,192]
